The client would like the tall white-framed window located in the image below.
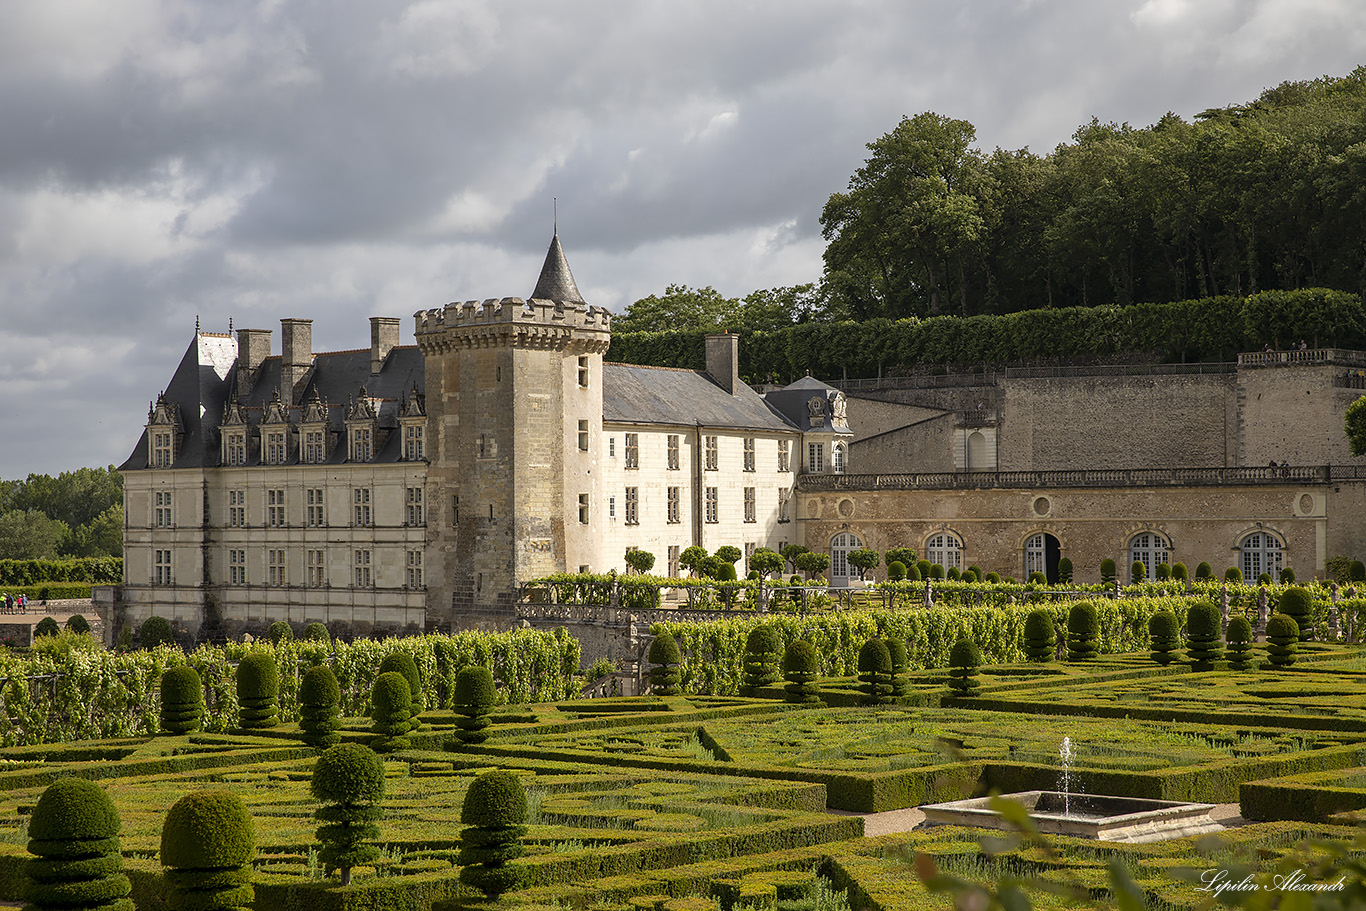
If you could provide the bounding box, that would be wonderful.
[830,531,865,584]
[704,487,718,524]
[625,433,639,469]
[155,549,172,585]
[229,549,246,585]
[926,531,963,571]
[743,487,756,523]
[307,488,325,527]
[1024,533,1049,578]
[228,490,246,528]
[624,487,639,525]
[832,442,847,474]
[743,438,756,472]
[267,489,286,527]
[353,488,371,527]
[667,545,680,578]
[808,443,825,473]
[1129,532,1170,579]
[265,430,286,465]
[608,496,616,519]
[406,487,424,526]
[154,491,173,528]
[153,431,174,468]
[308,549,325,587]
[353,549,372,588]
[1240,531,1284,581]
[350,427,373,462]
[704,435,718,470]
[778,439,791,472]
[667,435,680,470]
[406,550,423,589]
[303,430,326,464]
[225,431,246,466]
[667,487,680,524]
[404,425,424,460]
[268,549,286,586]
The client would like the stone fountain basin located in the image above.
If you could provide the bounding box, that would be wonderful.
[920,791,1222,843]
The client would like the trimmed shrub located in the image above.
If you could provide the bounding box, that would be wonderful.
[960,568,977,583]
[1172,562,1189,581]
[946,566,961,581]
[1266,614,1299,668]
[1023,609,1055,663]
[453,666,497,745]
[1066,602,1099,662]
[1027,571,1046,584]
[782,640,821,705]
[138,616,172,649]
[648,633,682,696]
[369,671,412,753]
[1056,557,1073,583]
[235,652,280,730]
[947,639,983,696]
[856,638,894,705]
[34,617,60,639]
[1226,616,1255,670]
[299,665,342,749]
[1148,610,1181,665]
[915,560,932,580]
[303,622,330,642]
[1225,566,1244,584]
[25,778,131,911]
[378,651,424,726]
[267,621,293,646]
[1195,562,1213,580]
[1099,559,1116,584]
[1130,561,1146,584]
[905,563,922,582]
[985,572,1000,583]
[1257,572,1272,585]
[458,770,528,898]
[1185,600,1224,666]
[159,666,203,735]
[1353,560,1366,582]
[967,564,983,582]
[310,743,386,885]
[929,564,945,580]
[1155,562,1172,580]
[160,791,255,911]
[886,561,906,582]
[1279,587,1314,641]
[65,614,91,635]
[885,548,917,570]
[1279,567,1296,584]
[885,636,910,697]
[740,626,781,696]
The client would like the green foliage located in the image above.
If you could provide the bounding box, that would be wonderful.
[886,561,906,582]
[782,640,821,704]
[369,671,412,753]
[1027,571,1045,584]
[1172,562,1189,581]
[267,621,293,646]
[1280,567,1296,584]
[25,778,130,911]
[624,549,656,574]
[1185,600,1224,666]
[1279,586,1315,641]
[845,549,880,578]
[159,666,203,735]
[299,664,341,749]
[679,546,709,576]
[856,638,894,705]
[1226,615,1255,670]
[1066,601,1099,662]
[138,616,173,650]
[310,742,386,806]
[1148,610,1181,665]
[303,622,329,642]
[740,626,781,696]
[160,791,254,911]
[1055,557,1073,583]
[748,547,784,578]
[1354,561,1366,582]
[714,545,742,566]
[310,744,385,884]
[1195,562,1213,580]
[1266,614,1300,667]
[1347,395,1366,456]
[1130,561,1146,584]
[946,566,961,581]
[916,560,932,579]
[794,551,830,579]
[1098,559,1116,584]
[648,632,682,696]
[947,639,982,695]
[235,652,280,730]
[378,650,424,721]
[64,614,90,635]
[458,770,527,897]
[1022,609,1055,663]
[453,665,497,745]
[34,617,60,639]
[1225,566,1244,584]
[884,636,910,697]
[885,548,917,569]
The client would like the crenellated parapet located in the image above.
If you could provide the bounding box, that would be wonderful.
[413,297,611,355]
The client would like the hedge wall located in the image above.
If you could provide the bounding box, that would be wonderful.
[0,558,121,586]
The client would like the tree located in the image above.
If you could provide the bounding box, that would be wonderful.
[714,545,742,567]
[310,744,385,885]
[1346,396,1366,456]
[34,617,60,639]
[0,510,69,560]
[615,284,740,334]
[846,548,880,580]
[781,544,809,573]
[678,546,709,577]
[624,549,655,574]
[884,547,917,569]
[748,547,784,578]
[795,551,830,580]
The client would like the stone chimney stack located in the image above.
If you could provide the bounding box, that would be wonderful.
[280,318,314,405]
[370,317,401,375]
[705,333,740,396]
[235,328,271,396]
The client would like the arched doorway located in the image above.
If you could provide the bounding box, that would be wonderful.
[1240,531,1283,581]
[830,531,864,588]
[1025,532,1061,582]
[967,431,987,471]
[1129,532,1170,580]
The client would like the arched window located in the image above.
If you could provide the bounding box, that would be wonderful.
[967,431,987,471]
[1240,532,1283,581]
[1129,532,1170,580]
[832,442,847,474]
[926,531,963,571]
[1024,533,1060,581]
[830,531,864,586]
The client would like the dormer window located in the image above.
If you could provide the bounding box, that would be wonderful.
[225,431,247,466]
[264,430,287,465]
[303,430,326,464]
[350,427,373,462]
[832,442,847,474]
[345,387,379,463]
[152,432,174,468]
[146,393,179,468]
[404,424,424,460]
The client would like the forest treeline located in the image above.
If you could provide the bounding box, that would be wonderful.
[0,466,123,560]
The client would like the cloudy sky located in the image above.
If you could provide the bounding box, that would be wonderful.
[1,0,1363,480]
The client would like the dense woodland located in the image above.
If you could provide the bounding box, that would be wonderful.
[0,466,123,560]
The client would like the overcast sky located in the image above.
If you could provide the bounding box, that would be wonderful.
[1,0,1363,481]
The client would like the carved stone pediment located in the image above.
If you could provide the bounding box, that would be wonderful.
[346,387,378,422]
[261,390,290,425]
[807,395,825,427]
[400,383,426,418]
[147,392,180,428]
[221,400,249,426]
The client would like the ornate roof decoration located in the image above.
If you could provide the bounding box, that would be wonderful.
[400,383,425,418]
[346,386,378,422]
[807,396,826,428]
[300,389,329,424]
[147,392,180,427]
[261,390,290,425]
[221,400,249,427]
[529,231,585,303]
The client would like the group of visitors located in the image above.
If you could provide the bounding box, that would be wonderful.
[1,593,28,613]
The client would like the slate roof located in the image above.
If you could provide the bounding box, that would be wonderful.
[763,375,852,433]
[530,232,584,303]
[603,363,798,432]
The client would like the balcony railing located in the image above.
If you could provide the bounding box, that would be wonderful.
[797,465,1366,492]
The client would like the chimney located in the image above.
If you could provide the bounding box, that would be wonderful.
[370,317,401,375]
[280,318,314,405]
[705,333,740,396]
[235,328,271,396]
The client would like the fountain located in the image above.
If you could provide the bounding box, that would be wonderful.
[1058,735,1073,815]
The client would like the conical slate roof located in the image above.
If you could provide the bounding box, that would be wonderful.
[530,231,584,302]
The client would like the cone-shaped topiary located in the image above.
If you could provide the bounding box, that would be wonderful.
[1278,587,1314,641]
[160,666,203,734]
[24,778,132,911]
[378,651,424,728]
[235,652,280,730]
[458,770,527,898]
[1266,614,1299,668]
[1067,602,1100,662]
[1148,610,1181,665]
[310,743,385,885]
[1226,616,1255,670]
[65,614,91,635]
[267,621,293,646]
[781,640,821,704]
[647,633,682,696]
[1056,557,1073,583]
[160,791,255,911]
[139,616,173,649]
[1195,562,1213,580]
[304,622,330,642]
[740,626,782,696]
[885,636,910,697]
[947,639,983,696]
[1023,609,1056,663]
[857,638,894,705]
[1185,600,1224,666]
[34,617,60,639]
[369,671,412,753]
[453,666,497,745]
[299,664,342,749]
[1172,562,1189,581]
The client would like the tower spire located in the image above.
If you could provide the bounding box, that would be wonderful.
[530,226,585,303]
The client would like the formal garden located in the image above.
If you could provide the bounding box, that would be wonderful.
[2,585,1366,910]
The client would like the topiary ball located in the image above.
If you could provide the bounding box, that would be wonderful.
[460,770,528,829]
[304,622,330,642]
[1226,615,1255,670]
[1023,609,1056,662]
[299,664,342,749]
[139,616,173,649]
[236,652,280,730]
[781,640,821,705]
[453,666,497,744]
[267,621,293,645]
[1266,613,1299,667]
[28,778,122,845]
[1225,567,1243,584]
[1028,571,1046,584]
[64,614,91,635]
[647,632,682,696]
[34,617,60,639]
[370,672,412,752]
[1148,610,1180,665]
[1195,562,1213,580]
[1278,587,1314,641]
[310,743,386,806]
[740,626,781,696]
[887,561,906,582]
[1066,601,1100,662]
[857,638,893,705]
[1185,600,1224,665]
[947,639,983,696]
[458,771,527,897]
[378,651,424,721]
[26,779,131,911]
[161,791,256,870]
[160,666,203,735]
[648,632,681,667]
[1172,563,1189,581]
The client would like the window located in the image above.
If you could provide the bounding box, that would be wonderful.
[308,550,325,587]
[350,427,372,462]
[624,487,639,525]
[229,490,245,528]
[608,496,616,519]
[668,545,680,578]
[155,491,173,528]
[778,488,790,523]
[406,487,424,526]
[267,489,286,527]
[268,549,286,586]
[353,488,371,527]
[153,432,173,468]
[830,531,865,583]
[225,432,246,466]
[578,420,589,452]
[1240,532,1284,581]
[704,435,718,470]
[1024,534,1050,579]
[353,549,372,588]
[406,550,423,589]
[307,488,325,527]
[155,549,172,585]
[927,532,963,571]
[451,495,459,526]
[608,437,615,458]
[578,493,590,525]
[404,425,424,460]
[229,549,246,585]
[667,435,680,470]
[778,439,791,472]
[303,430,326,464]
[667,487,680,524]
[743,487,756,523]
[1129,533,1170,580]
[705,487,718,524]
[477,434,487,458]
[832,442,846,474]
[577,355,589,388]
[743,438,755,472]
[745,542,756,573]
[808,443,825,473]
[265,431,286,465]
[624,433,639,469]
